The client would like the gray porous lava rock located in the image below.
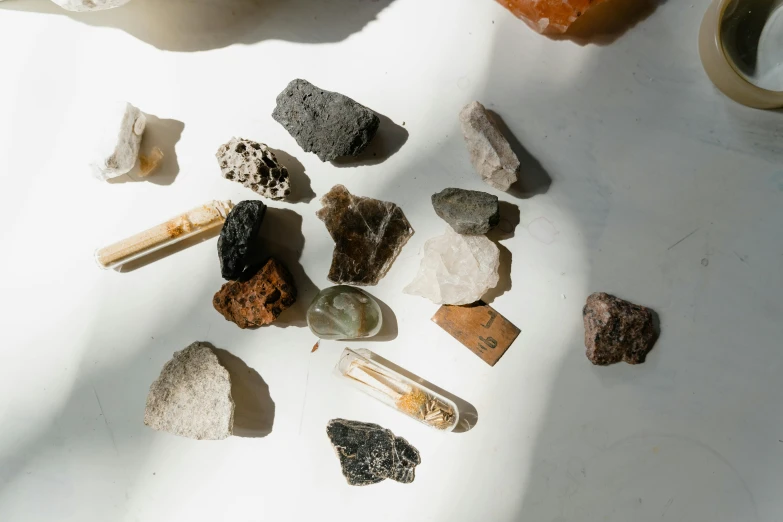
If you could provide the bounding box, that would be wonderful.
[144,342,234,440]
[218,200,267,281]
[272,79,380,162]
[326,419,421,486]
[216,137,291,200]
[431,187,500,235]
[583,292,657,365]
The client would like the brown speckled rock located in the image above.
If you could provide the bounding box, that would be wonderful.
[213,258,297,329]
[583,292,657,365]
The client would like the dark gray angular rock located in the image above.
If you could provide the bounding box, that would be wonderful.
[431,188,500,235]
[272,79,380,162]
[216,138,291,200]
[326,419,421,486]
[218,200,266,281]
[583,292,657,365]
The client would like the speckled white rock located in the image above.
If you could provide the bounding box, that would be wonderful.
[404,226,500,305]
[144,342,235,440]
[459,101,520,192]
[53,0,132,11]
[90,102,146,181]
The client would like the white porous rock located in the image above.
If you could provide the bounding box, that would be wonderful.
[404,226,500,305]
[144,342,235,440]
[52,0,132,11]
[90,102,146,181]
[459,101,520,192]
[216,137,292,200]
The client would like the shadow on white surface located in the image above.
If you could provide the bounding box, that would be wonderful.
[268,148,316,204]
[259,207,318,329]
[487,110,553,200]
[212,347,275,438]
[0,0,396,51]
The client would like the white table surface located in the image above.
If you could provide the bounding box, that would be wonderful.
[1,0,782,520]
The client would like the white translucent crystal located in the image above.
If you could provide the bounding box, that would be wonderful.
[90,102,146,181]
[404,226,500,305]
[53,0,131,11]
[459,101,520,192]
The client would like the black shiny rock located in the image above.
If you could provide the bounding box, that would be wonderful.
[218,200,267,281]
[272,79,380,162]
[326,419,420,486]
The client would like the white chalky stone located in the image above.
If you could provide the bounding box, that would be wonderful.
[459,101,521,192]
[90,101,146,181]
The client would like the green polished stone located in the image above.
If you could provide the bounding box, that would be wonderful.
[307,286,382,340]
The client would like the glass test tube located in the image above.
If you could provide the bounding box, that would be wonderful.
[95,200,234,269]
[335,348,460,432]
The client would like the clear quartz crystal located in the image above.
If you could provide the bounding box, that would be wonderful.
[404,226,500,305]
[307,286,382,340]
[335,348,460,432]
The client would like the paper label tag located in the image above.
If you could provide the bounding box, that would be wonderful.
[431,301,520,366]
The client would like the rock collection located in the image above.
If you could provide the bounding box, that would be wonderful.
[307,286,382,340]
[405,226,500,305]
[216,138,291,200]
[326,419,421,486]
[460,101,520,192]
[431,187,500,235]
[144,342,234,440]
[85,67,668,489]
[317,185,414,285]
[218,200,267,281]
[272,79,380,162]
[213,258,297,329]
[91,102,146,181]
[583,292,657,365]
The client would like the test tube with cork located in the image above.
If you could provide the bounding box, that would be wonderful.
[95,200,233,270]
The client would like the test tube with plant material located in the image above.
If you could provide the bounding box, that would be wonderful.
[335,348,460,432]
[95,200,233,269]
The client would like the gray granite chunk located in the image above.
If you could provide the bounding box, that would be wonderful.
[431,187,500,235]
[326,419,420,486]
[144,342,234,440]
[272,79,380,162]
[583,292,657,365]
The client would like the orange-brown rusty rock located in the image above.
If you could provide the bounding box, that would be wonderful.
[213,258,297,329]
[499,0,609,34]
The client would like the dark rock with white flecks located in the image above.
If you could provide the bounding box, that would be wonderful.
[326,419,421,486]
